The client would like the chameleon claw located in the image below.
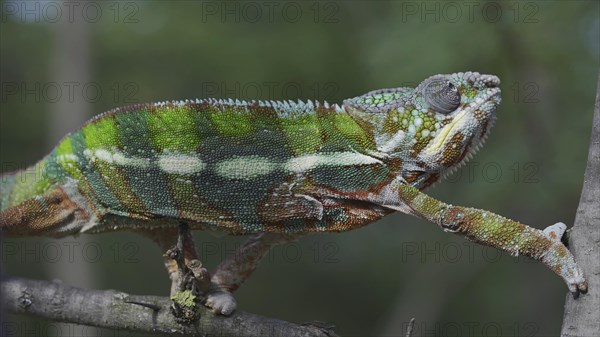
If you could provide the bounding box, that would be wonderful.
[549,243,588,297]
[570,280,588,299]
[570,279,588,298]
[564,267,588,298]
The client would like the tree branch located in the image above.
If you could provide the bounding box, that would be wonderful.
[1,275,339,337]
[560,72,600,336]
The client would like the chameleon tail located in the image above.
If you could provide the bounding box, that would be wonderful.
[0,170,17,212]
[0,161,49,212]
[0,163,94,237]
[0,169,22,234]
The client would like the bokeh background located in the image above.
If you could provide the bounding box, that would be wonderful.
[1,1,598,336]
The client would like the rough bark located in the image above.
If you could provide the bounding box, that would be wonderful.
[560,72,600,337]
[1,276,339,337]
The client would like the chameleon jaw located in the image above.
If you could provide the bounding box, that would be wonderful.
[423,108,469,155]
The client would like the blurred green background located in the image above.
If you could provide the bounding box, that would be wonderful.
[1,1,598,336]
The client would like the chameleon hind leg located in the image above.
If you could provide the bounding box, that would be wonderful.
[206,233,302,315]
[204,196,396,314]
[139,225,210,296]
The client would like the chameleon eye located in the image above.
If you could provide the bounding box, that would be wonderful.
[423,80,461,114]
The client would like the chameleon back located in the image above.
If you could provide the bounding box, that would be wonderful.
[1,99,394,235]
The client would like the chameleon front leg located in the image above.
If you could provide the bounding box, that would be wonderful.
[206,232,302,315]
[375,182,588,295]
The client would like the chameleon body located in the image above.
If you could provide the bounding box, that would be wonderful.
[0,72,587,315]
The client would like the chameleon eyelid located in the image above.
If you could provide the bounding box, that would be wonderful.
[422,78,461,114]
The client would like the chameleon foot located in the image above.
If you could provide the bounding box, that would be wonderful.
[541,222,588,296]
[205,289,237,315]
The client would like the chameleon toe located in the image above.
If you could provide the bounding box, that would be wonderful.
[205,290,237,316]
[567,277,588,298]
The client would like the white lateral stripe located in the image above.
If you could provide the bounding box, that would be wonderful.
[112,152,150,167]
[94,149,114,163]
[284,152,382,172]
[83,149,150,168]
[215,156,277,179]
[158,154,206,175]
[82,149,381,178]
[56,154,79,162]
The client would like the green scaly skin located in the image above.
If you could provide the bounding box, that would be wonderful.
[0,72,587,305]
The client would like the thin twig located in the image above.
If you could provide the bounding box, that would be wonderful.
[1,275,339,337]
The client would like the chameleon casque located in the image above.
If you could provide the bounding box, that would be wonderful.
[0,72,588,316]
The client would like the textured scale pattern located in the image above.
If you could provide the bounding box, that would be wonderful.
[1,98,391,234]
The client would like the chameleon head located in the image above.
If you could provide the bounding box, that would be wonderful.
[414,72,501,174]
[345,72,501,187]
